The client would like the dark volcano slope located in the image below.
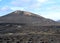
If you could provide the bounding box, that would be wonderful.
[0,10,59,26]
[0,10,60,33]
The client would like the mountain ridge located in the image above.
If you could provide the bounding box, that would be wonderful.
[0,10,60,26]
[0,10,60,33]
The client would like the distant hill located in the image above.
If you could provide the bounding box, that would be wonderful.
[0,10,60,33]
[0,10,60,26]
[56,20,60,22]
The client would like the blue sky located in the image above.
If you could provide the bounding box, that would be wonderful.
[0,0,60,20]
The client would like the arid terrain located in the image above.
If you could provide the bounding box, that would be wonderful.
[0,10,60,43]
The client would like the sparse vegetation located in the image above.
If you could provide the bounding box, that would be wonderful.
[0,10,60,43]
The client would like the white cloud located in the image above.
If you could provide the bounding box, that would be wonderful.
[11,7,26,11]
[11,0,31,7]
[0,6,13,16]
[29,3,41,8]
[46,6,60,10]
[11,0,49,8]
[37,0,48,3]
[0,6,12,12]
[21,0,31,2]
[41,12,60,20]
[28,0,49,9]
